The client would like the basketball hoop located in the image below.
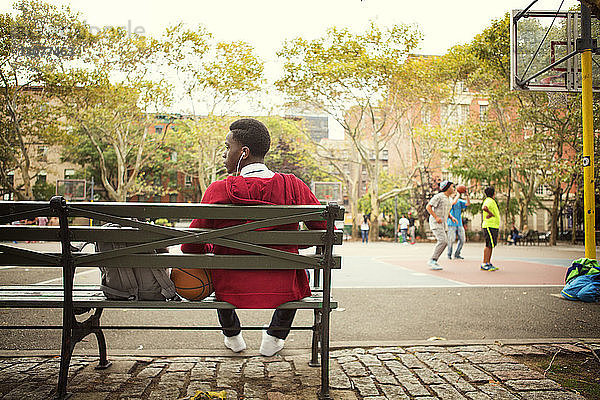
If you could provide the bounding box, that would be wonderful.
[311,181,342,204]
[56,179,86,201]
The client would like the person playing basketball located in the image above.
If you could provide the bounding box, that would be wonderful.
[481,186,500,271]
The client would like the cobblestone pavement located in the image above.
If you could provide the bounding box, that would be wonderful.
[1,342,598,399]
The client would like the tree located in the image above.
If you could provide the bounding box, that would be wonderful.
[162,25,264,198]
[55,26,172,201]
[276,22,421,240]
[520,93,582,245]
[167,115,231,196]
[0,0,90,199]
[263,116,326,185]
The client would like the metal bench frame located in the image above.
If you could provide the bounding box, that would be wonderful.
[0,196,343,400]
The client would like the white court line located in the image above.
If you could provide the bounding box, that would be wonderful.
[371,256,470,286]
[332,284,565,289]
[35,269,98,285]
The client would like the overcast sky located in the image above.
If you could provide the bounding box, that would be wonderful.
[1,0,580,130]
[15,0,576,56]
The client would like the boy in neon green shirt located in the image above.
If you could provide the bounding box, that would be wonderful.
[481,186,500,271]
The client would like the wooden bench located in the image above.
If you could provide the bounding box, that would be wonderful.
[0,196,343,400]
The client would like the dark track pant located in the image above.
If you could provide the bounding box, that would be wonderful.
[217,309,297,340]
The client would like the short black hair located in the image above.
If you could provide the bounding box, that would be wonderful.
[484,186,495,198]
[229,118,270,157]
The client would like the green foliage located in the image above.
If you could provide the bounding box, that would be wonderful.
[263,116,326,185]
[0,0,91,199]
[276,21,421,109]
[163,24,263,115]
[32,181,55,200]
[153,218,172,227]
[378,223,396,239]
[358,171,411,216]
[277,21,424,238]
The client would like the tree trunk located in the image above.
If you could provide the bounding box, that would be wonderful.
[572,192,581,245]
[550,186,561,246]
[369,190,380,242]
[503,167,512,237]
[349,177,360,239]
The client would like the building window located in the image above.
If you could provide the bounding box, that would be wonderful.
[381,149,389,161]
[480,105,488,122]
[171,151,178,162]
[37,172,47,184]
[155,125,163,135]
[442,104,469,127]
[421,107,431,125]
[37,146,48,161]
[64,169,75,179]
[536,185,549,196]
[185,175,192,187]
[169,193,178,203]
[460,104,469,124]
[440,104,453,127]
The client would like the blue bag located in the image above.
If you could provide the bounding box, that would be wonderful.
[561,274,600,302]
[565,258,600,284]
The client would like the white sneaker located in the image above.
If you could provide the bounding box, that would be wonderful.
[224,333,246,353]
[428,260,443,270]
[260,329,285,356]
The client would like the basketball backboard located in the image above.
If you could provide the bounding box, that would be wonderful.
[56,179,86,201]
[511,9,600,92]
[311,181,342,204]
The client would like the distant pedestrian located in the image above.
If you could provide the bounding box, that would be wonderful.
[398,215,409,244]
[508,223,520,245]
[360,216,370,243]
[447,190,470,259]
[426,181,458,270]
[481,186,500,271]
[408,212,416,244]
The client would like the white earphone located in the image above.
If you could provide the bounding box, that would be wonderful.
[235,150,247,176]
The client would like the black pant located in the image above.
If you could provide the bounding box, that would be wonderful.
[217,309,296,340]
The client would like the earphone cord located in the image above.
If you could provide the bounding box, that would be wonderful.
[235,154,243,176]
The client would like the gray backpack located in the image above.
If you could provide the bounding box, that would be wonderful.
[94,223,178,301]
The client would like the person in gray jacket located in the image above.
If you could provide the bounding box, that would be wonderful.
[425,181,458,270]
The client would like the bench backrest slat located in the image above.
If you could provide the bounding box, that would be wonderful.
[0,253,342,269]
[0,201,341,220]
[0,226,343,246]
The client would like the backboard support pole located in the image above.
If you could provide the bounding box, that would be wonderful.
[580,4,597,258]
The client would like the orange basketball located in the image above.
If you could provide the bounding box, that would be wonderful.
[456,185,467,194]
[170,268,213,301]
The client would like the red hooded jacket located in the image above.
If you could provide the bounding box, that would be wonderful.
[181,173,325,308]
